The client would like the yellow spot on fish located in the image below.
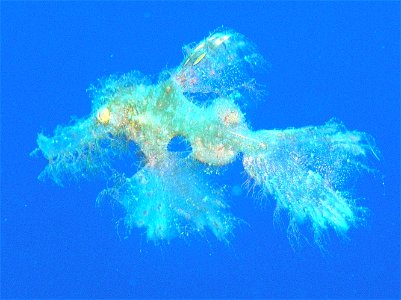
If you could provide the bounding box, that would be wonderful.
[96,107,110,124]
[193,52,206,66]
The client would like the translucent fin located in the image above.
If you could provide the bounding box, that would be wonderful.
[174,28,267,103]
[242,119,379,245]
[98,154,236,242]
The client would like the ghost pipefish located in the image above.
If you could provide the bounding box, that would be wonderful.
[33,28,379,246]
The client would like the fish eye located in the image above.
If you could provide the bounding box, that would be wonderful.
[96,107,110,124]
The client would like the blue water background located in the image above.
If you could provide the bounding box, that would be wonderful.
[2,2,400,298]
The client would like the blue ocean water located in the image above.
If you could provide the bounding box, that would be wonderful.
[1,2,400,299]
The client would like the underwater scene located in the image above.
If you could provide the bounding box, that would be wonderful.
[2,2,400,298]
